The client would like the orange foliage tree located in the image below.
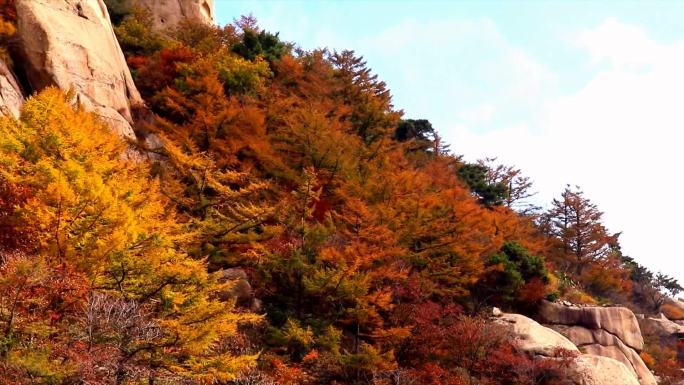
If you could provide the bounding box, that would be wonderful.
[542,185,618,275]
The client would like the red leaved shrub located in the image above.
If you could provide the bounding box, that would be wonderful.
[0,178,34,251]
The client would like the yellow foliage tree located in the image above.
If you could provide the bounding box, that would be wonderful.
[0,89,257,384]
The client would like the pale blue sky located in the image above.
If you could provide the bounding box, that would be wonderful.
[215,1,684,284]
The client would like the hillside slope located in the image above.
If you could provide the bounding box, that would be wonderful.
[0,1,680,384]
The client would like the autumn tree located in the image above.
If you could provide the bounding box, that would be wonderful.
[474,242,551,309]
[232,15,289,63]
[579,241,632,304]
[0,178,32,252]
[478,157,539,214]
[624,255,683,312]
[0,89,257,384]
[311,189,408,373]
[542,185,617,276]
[457,161,509,207]
[114,7,170,57]
[141,45,280,267]
[371,154,500,301]
[331,50,402,146]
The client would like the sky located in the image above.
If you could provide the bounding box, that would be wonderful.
[215,1,684,285]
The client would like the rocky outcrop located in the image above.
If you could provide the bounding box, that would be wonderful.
[131,0,214,30]
[15,0,143,138]
[640,313,684,337]
[539,301,656,385]
[549,325,654,385]
[662,299,684,320]
[539,301,644,350]
[0,60,23,118]
[496,310,642,385]
[495,313,579,357]
[569,354,640,385]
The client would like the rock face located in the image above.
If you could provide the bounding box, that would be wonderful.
[497,310,642,385]
[569,355,640,385]
[0,60,24,118]
[640,313,684,337]
[495,313,579,357]
[550,325,654,385]
[539,301,644,350]
[131,0,214,30]
[15,0,143,138]
[539,301,656,385]
[662,299,684,320]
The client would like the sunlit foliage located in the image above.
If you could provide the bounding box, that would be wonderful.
[0,8,679,384]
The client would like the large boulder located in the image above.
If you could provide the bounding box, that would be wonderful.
[497,311,641,385]
[541,302,656,385]
[569,355,640,385]
[495,313,580,357]
[15,0,143,138]
[640,313,684,337]
[539,301,644,351]
[131,0,214,30]
[550,325,655,385]
[661,299,684,320]
[0,60,24,118]
[583,343,654,385]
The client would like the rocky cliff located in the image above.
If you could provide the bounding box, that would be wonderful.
[640,312,684,338]
[538,301,657,385]
[495,311,642,385]
[661,299,684,321]
[2,0,215,137]
[495,300,665,385]
[14,0,144,138]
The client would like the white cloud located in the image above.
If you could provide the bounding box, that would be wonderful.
[549,19,684,280]
[577,17,662,70]
[505,48,558,100]
[458,103,496,126]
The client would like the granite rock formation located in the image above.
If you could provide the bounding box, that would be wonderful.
[131,0,214,30]
[15,0,144,138]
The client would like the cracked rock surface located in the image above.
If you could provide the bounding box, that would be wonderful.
[497,310,644,385]
[539,301,656,385]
